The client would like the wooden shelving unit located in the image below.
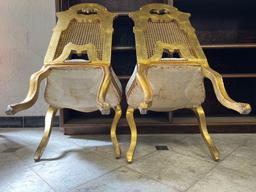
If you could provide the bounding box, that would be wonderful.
[57,0,256,134]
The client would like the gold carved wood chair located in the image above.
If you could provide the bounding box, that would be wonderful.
[6,3,122,161]
[125,3,251,163]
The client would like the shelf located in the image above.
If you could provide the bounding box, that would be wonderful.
[112,43,256,52]
[222,73,256,78]
[202,43,256,49]
[117,74,256,80]
[117,12,129,16]
[118,75,130,80]
[112,46,135,51]
[62,116,256,135]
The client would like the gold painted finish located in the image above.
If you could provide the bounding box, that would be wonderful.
[192,106,219,161]
[6,3,121,161]
[126,106,137,163]
[111,104,122,158]
[126,3,251,162]
[34,105,58,161]
[6,66,51,115]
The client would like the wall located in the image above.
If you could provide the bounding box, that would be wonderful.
[0,1,56,116]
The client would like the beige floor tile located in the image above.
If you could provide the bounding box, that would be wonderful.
[93,134,187,163]
[128,150,215,191]
[169,134,250,162]
[0,153,53,192]
[219,146,256,177]
[73,167,178,192]
[31,151,121,192]
[187,166,256,192]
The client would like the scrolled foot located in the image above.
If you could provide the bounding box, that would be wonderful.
[100,102,111,115]
[5,105,15,115]
[34,151,41,162]
[238,103,251,115]
[114,144,121,159]
[127,152,134,163]
[139,102,150,114]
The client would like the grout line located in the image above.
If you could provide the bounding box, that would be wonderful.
[125,165,183,192]
[31,167,58,192]
[11,151,57,192]
[184,136,254,191]
[71,165,126,190]
[184,163,218,192]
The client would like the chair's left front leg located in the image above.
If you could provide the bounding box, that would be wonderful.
[202,67,251,114]
[192,106,220,161]
[34,105,58,161]
[6,66,51,115]
[136,64,153,114]
[98,66,111,115]
[111,104,122,158]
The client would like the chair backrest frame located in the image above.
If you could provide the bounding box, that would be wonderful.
[129,3,208,67]
[44,3,116,66]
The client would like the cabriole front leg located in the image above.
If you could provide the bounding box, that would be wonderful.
[192,106,220,161]
[34,105,58,161]
[136,65,153,114]
[98,66,111,115]
[110,104,122,158]
[126,106,137,163]
[5,66,51,115]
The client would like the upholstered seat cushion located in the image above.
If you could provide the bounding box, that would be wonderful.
[126,64,205,112]
[45,67,122,112]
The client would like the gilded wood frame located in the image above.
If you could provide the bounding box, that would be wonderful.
[128,3,251,114]
[6,3,121,161]
[126,3,251,163]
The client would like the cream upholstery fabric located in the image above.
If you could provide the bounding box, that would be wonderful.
[45,68,121,113]
[126,65,205,112]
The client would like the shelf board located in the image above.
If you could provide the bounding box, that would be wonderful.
[63,116,256,126]
[117,12,129,16]
[222,73,256,78]
[112,46,135,51]
[112,43,256,52]
[62,116,256,134]
[117,74,256,80]
[117,75,130,80]
[202,43,256,49]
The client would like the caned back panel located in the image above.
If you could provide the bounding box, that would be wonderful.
[144,20,196,58]
[54,20,104,60]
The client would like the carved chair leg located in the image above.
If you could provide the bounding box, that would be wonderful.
[192,106,220,161]
[110,104,122,159]
[202,67,251,114]
[6,66,50,115]
[126,106,137,163]
[34,105,58,161]
[98,66,111,115]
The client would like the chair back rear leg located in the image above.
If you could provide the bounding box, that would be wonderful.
[192,106,220,161]
[34,105,58,161]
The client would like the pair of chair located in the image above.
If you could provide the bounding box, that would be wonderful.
[6,3,251,163]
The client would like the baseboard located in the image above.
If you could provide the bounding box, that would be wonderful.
[0,116,59,128]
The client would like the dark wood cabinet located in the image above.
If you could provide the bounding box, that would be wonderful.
[56,0,256,134]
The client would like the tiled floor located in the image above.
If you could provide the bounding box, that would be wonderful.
[0,128,255,192]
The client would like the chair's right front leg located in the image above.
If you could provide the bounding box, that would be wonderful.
[126,106,137,163]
